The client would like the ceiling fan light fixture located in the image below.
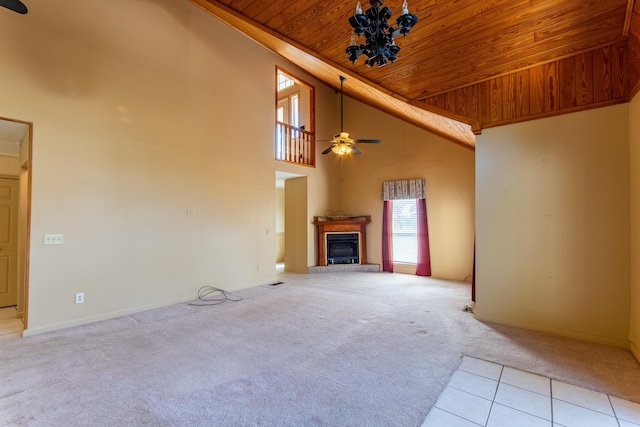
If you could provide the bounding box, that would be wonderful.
[332,143,353,155]
[345,0,418,67]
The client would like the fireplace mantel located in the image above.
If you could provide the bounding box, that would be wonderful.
[313,215,371,266]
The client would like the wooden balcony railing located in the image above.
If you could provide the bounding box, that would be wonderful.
[276,122,315,167]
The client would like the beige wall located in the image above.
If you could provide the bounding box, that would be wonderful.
[335,97,476,280]
[284,177,308,273]
[276,76,338,269]
[0,0,335,334]
[275,187,285,263]
[476,104,631,347]
[630,93,640,361]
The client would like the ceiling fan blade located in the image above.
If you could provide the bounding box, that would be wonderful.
[0,0,28,14]
[352,146,362,155]
[355,139,382,144]
[321,145,334,155]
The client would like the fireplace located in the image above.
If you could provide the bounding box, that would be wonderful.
[326,232,360,264]
[313,215,371,267]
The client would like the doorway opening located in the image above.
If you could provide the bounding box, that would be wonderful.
[275,171,308,274]
[0,117,32,340]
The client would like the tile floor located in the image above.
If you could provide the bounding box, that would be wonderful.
[422,356,640,427]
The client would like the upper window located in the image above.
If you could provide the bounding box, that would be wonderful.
[290,93,300,130]
[277,71,294,92]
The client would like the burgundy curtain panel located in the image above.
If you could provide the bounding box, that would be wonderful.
[415,198,432,276]
[382,200,394,272]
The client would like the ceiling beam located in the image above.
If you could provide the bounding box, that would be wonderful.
[188,0,477,150]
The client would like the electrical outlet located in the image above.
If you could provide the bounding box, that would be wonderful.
[75,293,84,304]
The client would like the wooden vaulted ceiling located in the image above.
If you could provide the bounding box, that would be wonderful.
[189,0,640,150]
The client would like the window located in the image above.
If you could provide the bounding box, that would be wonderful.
[276,100,286,158]
[277,101,286,123]
[391,199,417,263]
[277,71,294,91]
[290,93,299,130]
[382,179,430,275]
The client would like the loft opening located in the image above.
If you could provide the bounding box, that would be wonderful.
[275,67,315,166]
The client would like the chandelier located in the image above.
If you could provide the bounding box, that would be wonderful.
[345,0,419,67]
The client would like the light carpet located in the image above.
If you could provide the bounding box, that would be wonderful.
[1,272,638,426]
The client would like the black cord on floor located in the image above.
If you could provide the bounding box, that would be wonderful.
[188,286,243,306]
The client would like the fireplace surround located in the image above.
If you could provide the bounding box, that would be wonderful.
[313,215,370,266]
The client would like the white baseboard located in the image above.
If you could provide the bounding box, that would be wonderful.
[23,294,196,337]
[23,279,273,337]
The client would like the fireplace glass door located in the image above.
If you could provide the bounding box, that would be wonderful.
[325,232,360,264]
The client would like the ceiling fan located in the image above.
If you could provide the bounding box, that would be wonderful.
[321,76,381,156]
[0,0,28,14]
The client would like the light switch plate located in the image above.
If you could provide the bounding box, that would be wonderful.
[44,234,64,245]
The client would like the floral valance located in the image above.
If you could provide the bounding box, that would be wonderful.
[381,178,426,201]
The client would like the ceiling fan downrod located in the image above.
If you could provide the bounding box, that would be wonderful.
[340,76,346,133]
